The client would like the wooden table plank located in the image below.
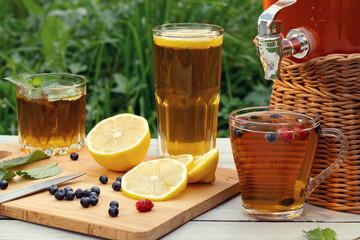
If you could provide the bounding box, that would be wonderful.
[1,136,359,240]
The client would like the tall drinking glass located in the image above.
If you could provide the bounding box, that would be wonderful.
[153,23,224,157]
[6,73,87,156]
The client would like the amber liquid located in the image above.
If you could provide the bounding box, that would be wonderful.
[230,111,318,212]
[16,93,86,155]
[153,41,222,157]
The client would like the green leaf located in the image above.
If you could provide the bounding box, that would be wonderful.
[4,75,33,87]
[32,75,42,88]
[303,226,338,240]
[0,150,50,170]
[0,169,16,181]
[16,162,62,179]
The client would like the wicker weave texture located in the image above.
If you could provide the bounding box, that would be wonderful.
[270,53,360,214]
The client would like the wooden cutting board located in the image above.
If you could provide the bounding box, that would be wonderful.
[0,143,240,240]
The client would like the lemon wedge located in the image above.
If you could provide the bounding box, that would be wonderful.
[121,159,188,201]
[187,148,219,183]
[168,154,195,172]
[86,113,150,171]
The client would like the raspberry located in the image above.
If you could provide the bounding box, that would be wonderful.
[236,116,248,121]
[277,127,293,143]
[135,199,154,212]
[294,125,310,140]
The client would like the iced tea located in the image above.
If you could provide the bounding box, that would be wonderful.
[229,106,348,220]
[11,73,86,156]
[153,23,223,157]
[229,108,321,218]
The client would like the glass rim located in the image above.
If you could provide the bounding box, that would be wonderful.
[229,105,320,128]
[152,23,224,38]
[17,73,87,90]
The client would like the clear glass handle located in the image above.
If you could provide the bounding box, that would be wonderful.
[306,128,348,198]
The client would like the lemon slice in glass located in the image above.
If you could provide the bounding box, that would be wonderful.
[168,154,195,172]
[187,148,219,183]
[121,159,188,201]
[86,113,150,171]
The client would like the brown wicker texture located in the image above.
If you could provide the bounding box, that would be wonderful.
[270,53,360,214]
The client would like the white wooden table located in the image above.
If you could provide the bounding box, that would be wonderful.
[0,136,359,240]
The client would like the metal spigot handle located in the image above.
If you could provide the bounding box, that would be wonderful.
[258,0,296,37]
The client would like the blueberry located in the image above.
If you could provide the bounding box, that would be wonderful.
[233,127,243,138]
[90,195,99,206]
[70,152,79,160]
[54,189,66,200]
[88,191,98,198]
[270,114,282,119]
[66,191,75,200]
[108,206,119,217]
[265,132,278,143]
[112,181,121,191]
[64,186,73,193]
[249,115,259,120]
[296,116,305,122]
[80,197,91,208]
[48,184,58,195]
[110,200,119,208]
[0,180,8,190]
[75,188,84,198]
[115,176,122,182]
[82,189,92,197]
[279,197,295,206]
[91,186,100,196]
[99,175,108,184]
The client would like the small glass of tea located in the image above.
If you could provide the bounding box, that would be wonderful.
[229,105,348,220]
[5,73,87,156]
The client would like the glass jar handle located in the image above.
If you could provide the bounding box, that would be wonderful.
[306,128,348,198]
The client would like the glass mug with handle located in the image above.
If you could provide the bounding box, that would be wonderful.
[229,106,348,220]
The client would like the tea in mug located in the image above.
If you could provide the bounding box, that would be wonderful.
[229,111,319,212]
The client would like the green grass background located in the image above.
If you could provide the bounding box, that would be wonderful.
[0,0,272,137]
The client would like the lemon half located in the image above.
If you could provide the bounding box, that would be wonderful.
[187,148,219,183]
[121,159,188,201]
[86,113,150,171]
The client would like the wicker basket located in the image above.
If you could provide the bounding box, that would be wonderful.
[270,53,360,214]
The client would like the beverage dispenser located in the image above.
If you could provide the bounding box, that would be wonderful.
[255,0,360,214]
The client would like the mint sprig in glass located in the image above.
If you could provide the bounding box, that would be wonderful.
[4,73,87,156]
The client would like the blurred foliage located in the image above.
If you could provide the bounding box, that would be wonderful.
[0,0,272,137]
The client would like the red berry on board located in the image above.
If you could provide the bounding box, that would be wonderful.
[277,127,294,143]
[294,125,310,141]
[135,199,154,212]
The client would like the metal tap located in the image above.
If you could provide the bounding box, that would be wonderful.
[256,0,311,80]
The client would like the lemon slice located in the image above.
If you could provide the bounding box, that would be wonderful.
[86,113,150,171]
[153,34,223,49]
[121,159,188,201]
[168,154,195,172]
[187,148,219,183]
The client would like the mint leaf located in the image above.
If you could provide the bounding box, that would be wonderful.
[0,150,50,170]
[0,169,16,181]
[4,75,33,87]
[16,162,62,179]
[303,226,338,240]
[32,75,42,88]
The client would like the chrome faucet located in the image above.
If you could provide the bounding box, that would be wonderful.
[256,0,312,80]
